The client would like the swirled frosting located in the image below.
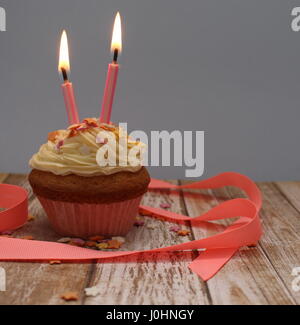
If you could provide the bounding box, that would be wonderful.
[29,118,145,176]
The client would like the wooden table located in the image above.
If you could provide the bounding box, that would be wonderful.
[0,173,300,305]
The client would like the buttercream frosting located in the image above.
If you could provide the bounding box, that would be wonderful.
[29,118,145,176]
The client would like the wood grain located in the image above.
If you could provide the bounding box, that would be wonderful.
[83,181,210,305]
[0,173,8,183]
[1,174,300,305]
[0,174,93,305]
[225,183,300,304]
[180,182,296,305]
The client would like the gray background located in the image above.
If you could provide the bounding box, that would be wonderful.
[0,0,299,181]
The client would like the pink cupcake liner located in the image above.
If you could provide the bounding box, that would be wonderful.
[37,195,143,238]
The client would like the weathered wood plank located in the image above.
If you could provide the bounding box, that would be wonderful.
[225,183,300,304]
[2,173,299,305]
[83,181,210,305]
[180,182,295,305]
[275,181,300,213]
[0,173,8,183]
[0,174,93,305]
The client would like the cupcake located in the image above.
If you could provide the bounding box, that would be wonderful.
[28,118,150,237]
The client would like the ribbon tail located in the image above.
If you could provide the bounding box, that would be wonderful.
[189,247,239,281]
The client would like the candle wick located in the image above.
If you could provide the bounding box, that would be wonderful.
[61,67,69,82]
[113,48,118,63]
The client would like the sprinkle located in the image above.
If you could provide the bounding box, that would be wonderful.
[111,236,125,244]
[96,135,108,144]
[84,286,101,297]
[170,225,181,233]
[0,230,14,236]
[49,260,61,265]
[177,230,190,236]
[69,238,85,246]
[100,124,115,131]
[55,140,64,151]
[79,145,90,155]
[96,242,109,250]
[146,225,155,230]
[0,207,6,212]
[160,203,171,209]
[48,130,60,142]
[85,241,97,248]
[27,215,35,222]
[107,240,122,249]
[76,126,88,132]
[61,292,79,302]
[134,220,145,227]
[88,235,105,242]
[68,129,79,138]
[57,237,71,243]
[83,118,98,127]
[68,123,83,130]
[20,235,34,240]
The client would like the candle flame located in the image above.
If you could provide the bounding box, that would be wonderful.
[58,30,70,72]
[111,12,122,53]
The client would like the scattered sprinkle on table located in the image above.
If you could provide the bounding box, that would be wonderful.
[0,230,14,236]
[49,260,61,265]
[69,238,85,246]
[20,235,34,240]
[27,215,36,222]
[160,203,171,209]
[107,239,123,249]
[57,237,71,243]
[97,242,109,250]
[170,225,181,233]
[88,235,105,242]
[134,220,145,227]
[85,241,97,248]
[177,230,190,236]
[61,292,79,302]
[84,285,101,297]
[111,236,125,243]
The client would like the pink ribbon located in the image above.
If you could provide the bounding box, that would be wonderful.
[0,172,262,281]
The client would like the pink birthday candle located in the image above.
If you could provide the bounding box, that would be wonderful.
[58,30,80,125]
[100,12,122,123]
